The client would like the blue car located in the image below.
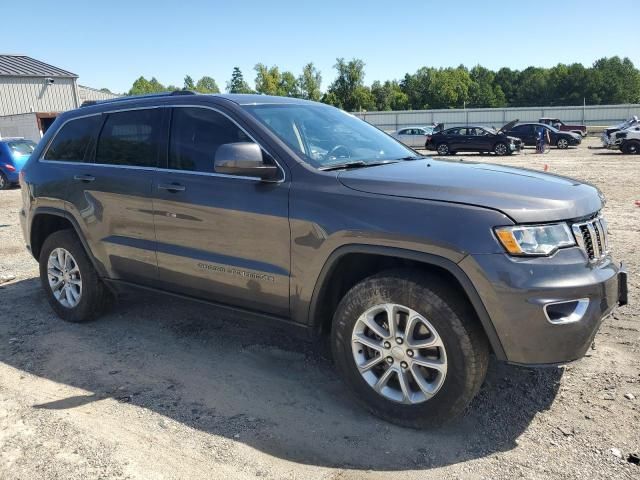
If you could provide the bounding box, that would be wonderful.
[0,138,37,190]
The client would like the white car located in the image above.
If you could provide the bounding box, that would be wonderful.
[392,126,435,148]
[601,116,640,154]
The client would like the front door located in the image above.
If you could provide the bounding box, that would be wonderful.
[153,106,290,317]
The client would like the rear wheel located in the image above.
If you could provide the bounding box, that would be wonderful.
[39,230,113,322]
[331,270,489,428]
[622,140,640,154]
[556,138,569,149]
[0,172,8,190]
[436,143,449,156]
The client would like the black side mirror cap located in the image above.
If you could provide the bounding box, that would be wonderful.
[214,142,280,181]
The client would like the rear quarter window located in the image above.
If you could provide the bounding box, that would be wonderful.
[44,116,102,162]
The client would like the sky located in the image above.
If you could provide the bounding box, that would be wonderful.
[2,0,639,94]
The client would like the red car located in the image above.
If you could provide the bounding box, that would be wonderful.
[539,118,587,137]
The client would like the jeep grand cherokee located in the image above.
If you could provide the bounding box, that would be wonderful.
[18,91,627,428]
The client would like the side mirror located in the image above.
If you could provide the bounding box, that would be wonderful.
[214,142,279,181]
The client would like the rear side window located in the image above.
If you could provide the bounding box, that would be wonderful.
[168,107,252,173]
[44,116,102,162]
[95,109,161,167]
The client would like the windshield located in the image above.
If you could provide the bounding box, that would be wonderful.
[541,124,559,133]
[245,103,416,168]
[8,140,36,156]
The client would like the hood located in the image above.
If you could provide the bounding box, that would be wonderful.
[338,159,602,223]
[498,119,519,133]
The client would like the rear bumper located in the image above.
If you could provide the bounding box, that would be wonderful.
[0,167,19,183]
[460,249,627,365]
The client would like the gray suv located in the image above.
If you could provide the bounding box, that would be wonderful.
[18,92,627,428]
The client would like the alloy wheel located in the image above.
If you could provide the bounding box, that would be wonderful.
[557,138,569,149]
[351,303,447,404]
[47,248,82,308]
[494,143,508,155]
[437,144,449,155]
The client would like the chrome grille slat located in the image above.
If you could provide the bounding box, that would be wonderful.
[572,215,608,262]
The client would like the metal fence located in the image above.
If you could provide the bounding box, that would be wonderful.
[353,104,640,132]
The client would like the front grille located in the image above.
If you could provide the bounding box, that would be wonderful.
[572,215,608,262]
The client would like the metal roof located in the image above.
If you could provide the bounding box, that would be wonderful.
[0,54,77,78]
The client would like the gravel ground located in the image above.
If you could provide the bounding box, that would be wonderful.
[0,136,638,479]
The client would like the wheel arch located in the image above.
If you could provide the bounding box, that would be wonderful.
[308,244,506,360]
[30,208,103,275]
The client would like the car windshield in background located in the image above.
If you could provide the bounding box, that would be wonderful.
[8,140,36,156]
[245,104,416,168]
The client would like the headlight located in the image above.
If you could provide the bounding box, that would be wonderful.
[494,223,575,256]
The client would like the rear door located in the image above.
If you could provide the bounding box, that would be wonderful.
[152,106,290,317]
[64,108,162,285]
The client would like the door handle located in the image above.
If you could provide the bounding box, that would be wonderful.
[157,183,186,192]
[73,174,95,182]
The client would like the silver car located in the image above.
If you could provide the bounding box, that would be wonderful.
[392,126,434,148]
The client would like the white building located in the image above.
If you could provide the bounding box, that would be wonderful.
[0,54,118,142]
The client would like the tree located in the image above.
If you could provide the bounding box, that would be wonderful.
[324,58,374,111]
[226,67,253,93]
[183,75,195,90]
[254,64,281,95]
[195,76,220,93]
[468,65,506,108]
[129,76,166,95]
[279,71,299,97]
[298,63,322,101]
[371,80,408,111]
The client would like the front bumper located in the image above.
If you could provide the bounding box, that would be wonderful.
[460,248,627,365]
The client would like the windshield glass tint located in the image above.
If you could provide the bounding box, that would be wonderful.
[8,140,36,156]
[245,104,414,168]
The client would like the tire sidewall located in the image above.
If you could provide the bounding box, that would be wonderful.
[331,273,485,427]
[437,144,449,155]
[0,172,8,190]
[557,138,569,149]
[494,142,508,155]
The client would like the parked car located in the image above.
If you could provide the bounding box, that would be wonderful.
[19,92,627,428]
[601,120,640,154]
[507,123,582,149]
[391,126,435,148]
[0,138,37,190]
[425,120,522,155]
[602,116,639,145]
[538,117,587,137]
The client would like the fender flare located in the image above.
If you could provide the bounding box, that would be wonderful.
[31,207,105,276]
[308,244,506,361]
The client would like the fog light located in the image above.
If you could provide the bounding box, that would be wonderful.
[544,299,589,324]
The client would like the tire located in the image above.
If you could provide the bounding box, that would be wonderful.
[493,142,509,156]
[556,138,569,149]
[436,143,449,156]
[0,172,8,190]
[39,229,113,322]
[331,269,489,428]
[622,140,640,155]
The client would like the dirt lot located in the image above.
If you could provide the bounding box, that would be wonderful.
[0,137,638,480]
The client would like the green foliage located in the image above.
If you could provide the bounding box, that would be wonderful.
[298,63,322,101]
[127,56,640,110]
[324,58,375,111]
[227,67,253,94]
[195,76,220,93]
[183,75,195,90]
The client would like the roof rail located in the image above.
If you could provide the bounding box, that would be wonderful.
[80,90,197,108]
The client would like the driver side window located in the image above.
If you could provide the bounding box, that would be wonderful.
[168,107,253,173]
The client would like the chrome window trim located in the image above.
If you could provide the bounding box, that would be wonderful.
[39,104,287,184]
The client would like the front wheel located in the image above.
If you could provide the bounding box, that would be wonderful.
[39,229,113,322]
[493,142,509,156]
[556,138,569,149]
[622,140,640,154]
[331,270,489,428]
[436,143,449,155]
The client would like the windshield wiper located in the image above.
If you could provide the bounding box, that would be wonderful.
[319,160,397,171]
[399,155,423,161]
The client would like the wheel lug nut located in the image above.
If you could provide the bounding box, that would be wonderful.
[386,356,394,364]
[395,337,403,345]
[400,361,408,369]
[407,350,414,357]
[383,341,391,349]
